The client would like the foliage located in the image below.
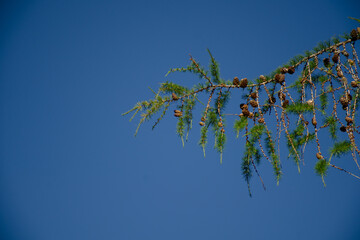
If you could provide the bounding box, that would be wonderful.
[124,25,360,195]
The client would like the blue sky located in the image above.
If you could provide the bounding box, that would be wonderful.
[1,0,360,239]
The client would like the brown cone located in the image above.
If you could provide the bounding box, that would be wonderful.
[233,77,240,86]
[242,108,250,117]
[250,92,257,99]
[240,78,248,88]
[282,99,289,108]
[174,112,183,117]
[337,70,343,78]
[275,74,285,84]
[339,96,349,107]
[351,81,358,88]
[351,29,359,41]
[174,110,181,113]
[345,117,353,124]
[218,122,223,128]
[340,126,346,132]
[240,104,248,110]
[332,53,339,63]
[312,117,317,127]
[199,121,205,126]
[172,93,179,100]
[316,153,323,160]
[280,67,288,74]
[287,67,295,74]
[249,100,258,108]
[323,58,330,67]
[278,91,286,101]
[258,118,264,124]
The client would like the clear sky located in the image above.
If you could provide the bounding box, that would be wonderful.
[1,0,360,239]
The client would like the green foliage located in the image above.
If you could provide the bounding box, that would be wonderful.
[125,29,360,195]
[286,102,314,114]
[315,159,329,186]
[324,116,337,139]
[234,117,248,138]
[330,140,352,158]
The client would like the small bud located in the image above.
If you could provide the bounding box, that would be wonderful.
[287,67,295,74]
[240,78,248,88]
[218,122,223,128]
[249,100,258,108]
[259,75,266,82]
[174,112,183,117]
[340,126,346,132]
[316,152,323,160]
[199,121,205,126]
[172,93,179,100]
[306,99,314,106]
[337,70,343,78]
[233,77,240,86]
[312,116,317,127]
[345,117,353,124]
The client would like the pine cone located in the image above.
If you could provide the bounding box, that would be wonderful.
[339,96,349,107]
[233,77,240,86]
[269,95,276,104]
[172,93,179,100]
[340,126,346,132]
[218,122,223,128]
[323,58,330,67]
[312,117,317,127]
[174,112,183,117]
[337,70,343,78]
[201,116,206,122]
[199,121,205,126]
[280,67,288,74]
[316,153,323,160]
[274,74,285,84]
[282,99,289,108]
[342,50,349,57]
[221,128,225,133]
[287,67,295,74]
[332,53,339,63]
[240,78,248,88]
[345,117,353,124]
[351,81,358,88]
[240,104,248,110]
[258,118,265,124]
[351,29,359,41]
[259,75,267,82]
[242,108,250,117]
[249,100,258,108]
[278,91,286,101]
[250,92,257,99]
[249,112,254,119]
